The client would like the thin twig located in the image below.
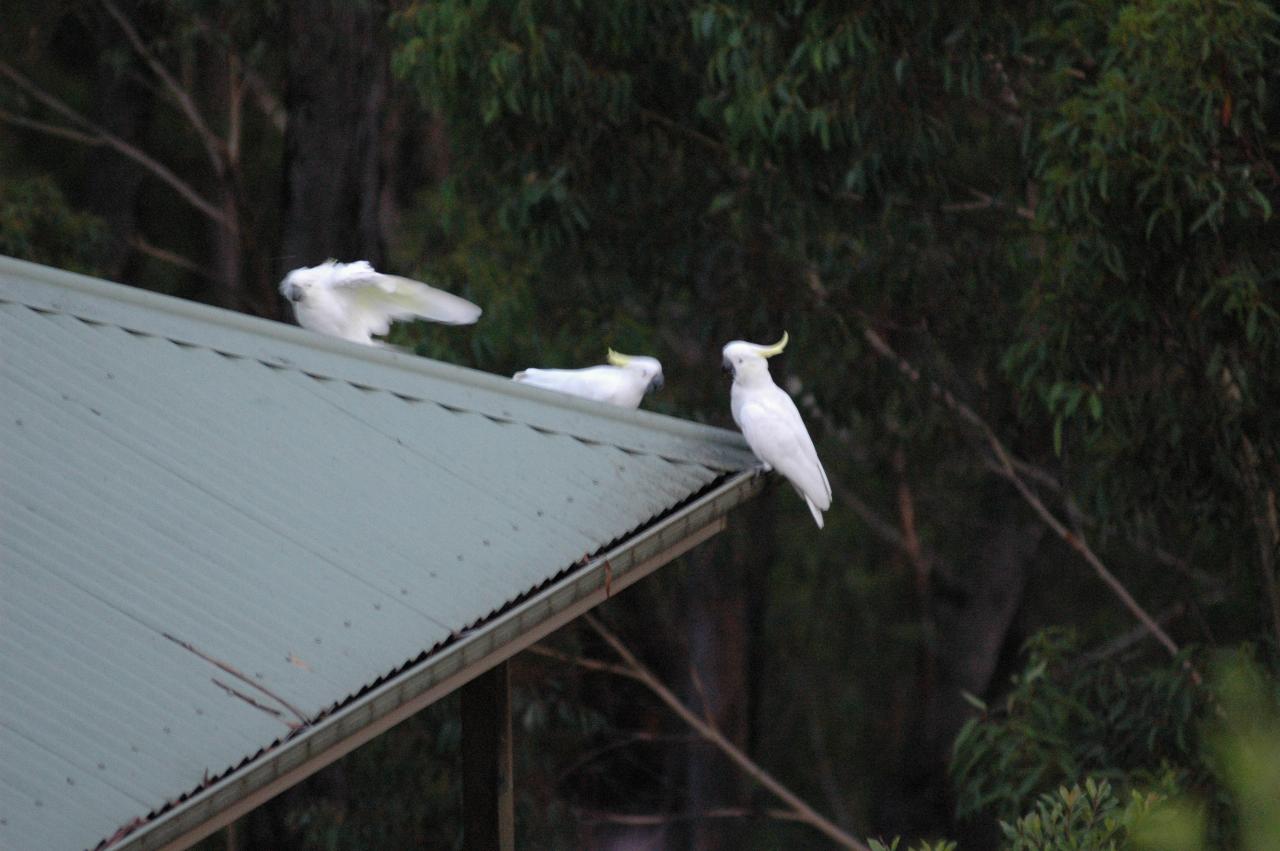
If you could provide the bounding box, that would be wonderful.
[0,61,229,227]
[834,481,908,550]
[129,235,218,280]
[240,64,287,132]
[162,632,310,725]
[526,643,639,681]
[0,108,102,145]
[189,14,287,133]
[803,689,855,831]
[942,186,1035,221]
[582,613,871,851]
[984,456,1221,589]
[860,325,1197,681]
[1077,587,1229,668]
[100,0,226,174]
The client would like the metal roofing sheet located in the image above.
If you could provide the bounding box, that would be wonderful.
[0,256,761,850]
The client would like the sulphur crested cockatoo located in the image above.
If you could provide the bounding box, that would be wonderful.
[280,260,481,346]
[513,350,664,409]
[723,332,831,528]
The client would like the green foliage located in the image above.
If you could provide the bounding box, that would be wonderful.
[1134,652,1280,851]
[1000,777,1167,850]
[393,2,1280,842]
[952,629,1205,822]
[956,638,1280,849]
[869,836,958,851]
[1005,0,1280,580]
[9,0,1280,845]
[0,175,107,274]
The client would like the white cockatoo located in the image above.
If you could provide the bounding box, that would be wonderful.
[722,332,832,528]
[513,349,664,409]
[279,260,481,346]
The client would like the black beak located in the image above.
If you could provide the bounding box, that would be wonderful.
[284,283,304,303]
[721,358,734,376]
[649,374,664,393]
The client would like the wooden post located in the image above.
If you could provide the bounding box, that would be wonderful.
[462,661,514,851]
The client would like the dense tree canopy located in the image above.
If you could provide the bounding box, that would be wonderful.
[3,0,1279,847]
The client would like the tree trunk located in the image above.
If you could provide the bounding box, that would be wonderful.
[280,0,389,275]
[683,496,772,850]
[874,493,1041,843]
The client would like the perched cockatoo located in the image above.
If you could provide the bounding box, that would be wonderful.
[722,332,832,528]
[513,349,664,409]
[279,260,481,346]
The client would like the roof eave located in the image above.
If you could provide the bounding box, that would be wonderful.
[110,467,766,851]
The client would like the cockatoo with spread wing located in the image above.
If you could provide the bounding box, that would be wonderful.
[513,350,664,409]
[723,332,831,528]
[280,260,481,346]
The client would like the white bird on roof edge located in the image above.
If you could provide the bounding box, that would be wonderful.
[722,332,832,528]
[280,260,481,346]
[513,349,664,409]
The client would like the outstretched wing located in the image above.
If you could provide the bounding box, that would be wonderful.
[331,267,481,339]
[737,387,831,522]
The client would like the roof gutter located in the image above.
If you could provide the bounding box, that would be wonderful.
[112,468,765,851]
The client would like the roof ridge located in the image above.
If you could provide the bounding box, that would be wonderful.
[0,254,755,471]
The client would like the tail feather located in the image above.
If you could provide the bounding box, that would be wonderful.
[804,493,825,529]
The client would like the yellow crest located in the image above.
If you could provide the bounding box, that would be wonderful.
[757,331,789,358]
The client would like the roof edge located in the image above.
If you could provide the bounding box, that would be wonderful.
[0,255,755,470]
[111,468,766,851]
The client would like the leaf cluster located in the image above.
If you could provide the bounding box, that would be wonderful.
[952,629,1205,823]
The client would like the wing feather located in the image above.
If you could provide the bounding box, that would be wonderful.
[333,273,482,329]
[737,387,831,518]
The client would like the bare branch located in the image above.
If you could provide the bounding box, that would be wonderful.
[525,644,639,681]
[128,235,218,281]
[240,65,287,132]
[834,481,908,549]
[1078,586,1229,668]
[0,108,102,145]
[187,13,287,133]
[99,0,226,174]
[942,186,1035,221]
[981,456,1222,589]
[226,54,246,166]
[860,324,1197,681]
[0,61,230,228]
[582,613,871,851]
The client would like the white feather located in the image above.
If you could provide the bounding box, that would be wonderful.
[724,339,831,528]
[513,357,663,409]
[280,260,481,346]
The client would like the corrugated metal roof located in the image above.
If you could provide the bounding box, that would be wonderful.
[0,255,763,851]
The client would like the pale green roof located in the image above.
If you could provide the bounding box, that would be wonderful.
[0,255,763,850]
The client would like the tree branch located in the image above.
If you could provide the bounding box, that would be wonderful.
[239,64,287,132]
[0,108,102,145]
[581,613,872,851]
[942,186,1035,221]
[525,643,639,681]
[0,61,230,228]
[99,0,227,175]
[128,235,218,281]
[860,324,1197,681]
